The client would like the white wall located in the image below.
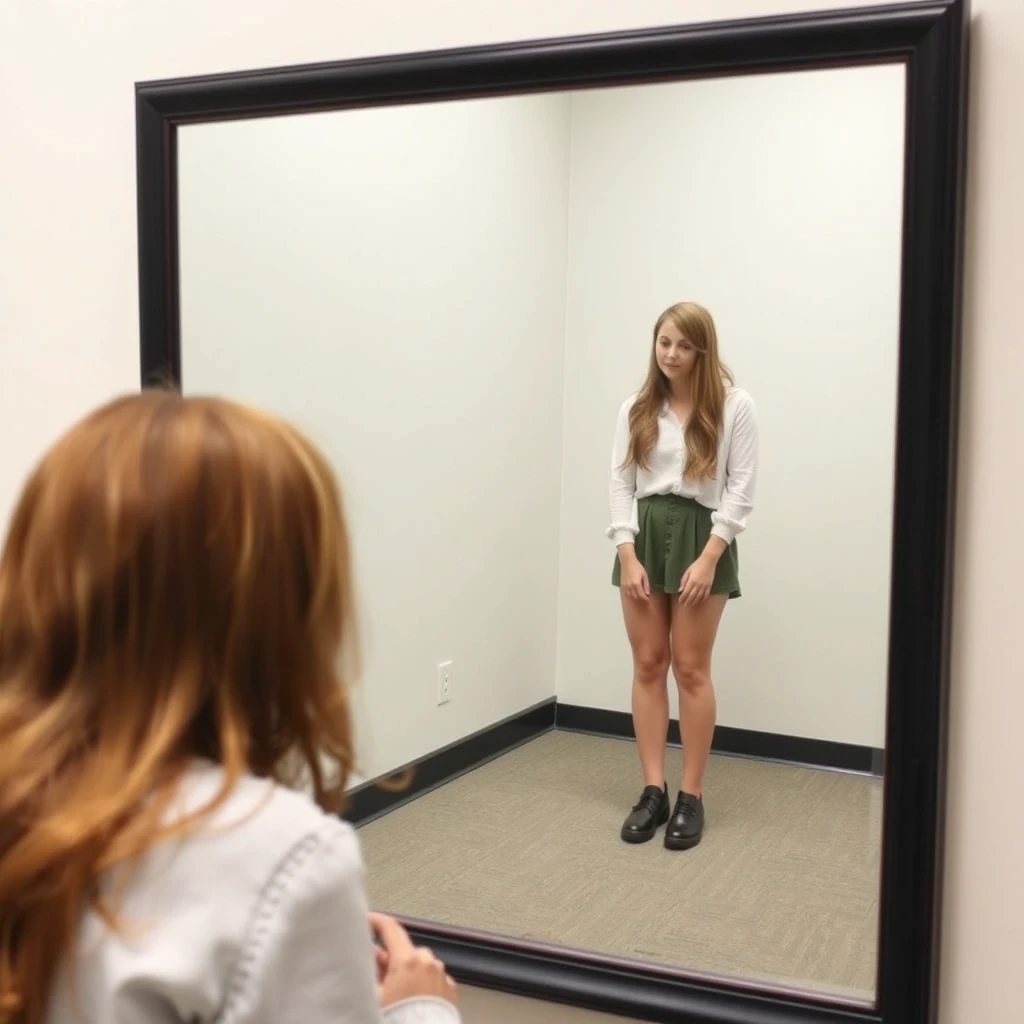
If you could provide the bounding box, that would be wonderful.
[556,68,905,748]
[177,96,571,780]
[0,2,1020,1022]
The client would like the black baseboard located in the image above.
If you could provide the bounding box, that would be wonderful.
[555,703,884,776]
[343,698,882,827]
[342,698,556,826]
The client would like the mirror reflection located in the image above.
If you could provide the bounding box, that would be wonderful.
[176,61,905,1004]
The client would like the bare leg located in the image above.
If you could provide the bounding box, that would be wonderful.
[620,589,671,786]
[670,593,728,797]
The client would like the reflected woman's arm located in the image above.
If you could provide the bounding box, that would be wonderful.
[709,391,759,547]
[608,396,639,549]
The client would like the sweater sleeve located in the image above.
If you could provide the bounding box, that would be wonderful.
[710,391,759,545]
[607,397,639,546]
[218,818,461,1024]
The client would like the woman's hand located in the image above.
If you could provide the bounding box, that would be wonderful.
[370,913,459,1008]
[679,555,715,607]
[619,548,650,601]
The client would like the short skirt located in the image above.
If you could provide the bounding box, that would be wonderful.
[611,493,741,598]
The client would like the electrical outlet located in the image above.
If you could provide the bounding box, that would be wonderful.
[437,660,453,705]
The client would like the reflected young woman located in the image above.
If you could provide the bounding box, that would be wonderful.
[609,302,758,850]
[0,391,459,1024]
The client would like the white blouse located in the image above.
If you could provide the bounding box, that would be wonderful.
[607,386,759,548]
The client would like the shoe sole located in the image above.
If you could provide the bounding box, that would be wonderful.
[664,832,703,851]
[621,828,656,843]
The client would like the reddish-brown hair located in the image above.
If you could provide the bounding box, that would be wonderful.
[0,390,360,1024]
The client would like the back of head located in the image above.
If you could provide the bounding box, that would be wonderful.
[0,389,360,1024]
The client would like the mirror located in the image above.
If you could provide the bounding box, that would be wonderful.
[173,60,905,1006]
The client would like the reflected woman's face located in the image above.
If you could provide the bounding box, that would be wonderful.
[655,320,699,382]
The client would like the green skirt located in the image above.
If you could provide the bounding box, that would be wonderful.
[611,493,741,598]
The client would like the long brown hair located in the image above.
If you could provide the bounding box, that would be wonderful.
[0,390,361,1024]
[623,301,733,481]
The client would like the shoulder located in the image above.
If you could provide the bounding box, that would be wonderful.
[617,392,639,419]
[725,384,755,408]
[725,385,757,419]
[167,761,360,893]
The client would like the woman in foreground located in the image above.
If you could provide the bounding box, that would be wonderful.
[0,390,460,1024]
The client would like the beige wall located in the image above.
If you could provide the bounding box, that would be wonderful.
[0,1,1020,1022]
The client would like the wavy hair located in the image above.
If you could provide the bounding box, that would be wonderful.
[624,301,733,481]
[0,390,361,1024]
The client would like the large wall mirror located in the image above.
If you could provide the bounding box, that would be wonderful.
[135,3,968,1023]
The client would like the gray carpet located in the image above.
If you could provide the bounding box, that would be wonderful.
[357,730,882,1003]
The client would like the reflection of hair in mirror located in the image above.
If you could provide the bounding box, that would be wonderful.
[623,301,734,480]
[378,767,416,793]
[0,390,368,1023]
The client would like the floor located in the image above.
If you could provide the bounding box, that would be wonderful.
[356,730,883,1002]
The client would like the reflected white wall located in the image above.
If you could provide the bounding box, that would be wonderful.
[556,66,905,747]
[178,95,572,779]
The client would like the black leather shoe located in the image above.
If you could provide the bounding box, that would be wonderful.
[620,783,670,843]
[664,791,705,850]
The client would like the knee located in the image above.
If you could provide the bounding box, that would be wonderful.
[633,649,669,683]
[672,659,710,694]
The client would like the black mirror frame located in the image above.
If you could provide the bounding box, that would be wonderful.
[135,3,969,1022]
